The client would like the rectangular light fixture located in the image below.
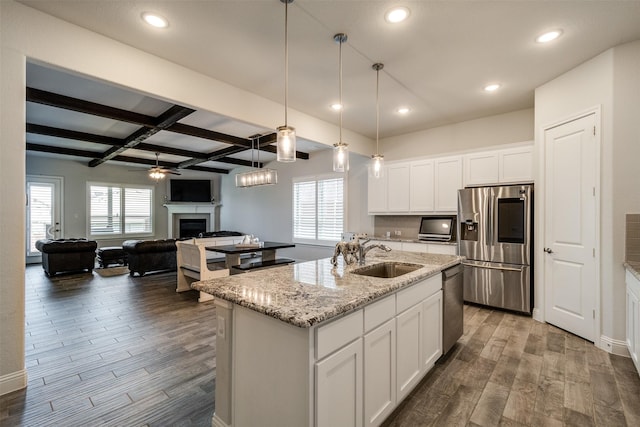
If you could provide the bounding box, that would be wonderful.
[235,168,278,188]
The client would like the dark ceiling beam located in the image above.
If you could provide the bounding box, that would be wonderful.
[177,146,247,168]
[27,143,229,174]
[27,87,157,127]
[88,105,195,167]
[27,122,256,167]
[27,143,99,158]
[26,123,124,146]
[26,87,309,165]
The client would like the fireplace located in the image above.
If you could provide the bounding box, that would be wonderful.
[179,218,207,238]
[164,203,218,239]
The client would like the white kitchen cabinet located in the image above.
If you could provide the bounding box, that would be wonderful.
[464,151,500,185]
[422,291,443,372]
[435,156,462,212]
[364,319,396,427]
[626,269,640,375]
[410,159,435,212]
[500,145,533,183]
[463,144,534,187]
[368,170,388,213]
[387,163,411,212]
[396,302,423,401]
[316,338,363,427]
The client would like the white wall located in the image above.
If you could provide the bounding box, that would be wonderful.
[380,108,534,161]
[535,40,640,348]
[220,150,373,262]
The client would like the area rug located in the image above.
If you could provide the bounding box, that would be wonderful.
[94,266,130,277]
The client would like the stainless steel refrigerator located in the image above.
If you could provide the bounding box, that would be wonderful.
[457,184,533,314]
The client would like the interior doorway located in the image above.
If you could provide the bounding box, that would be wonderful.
[543,111,599,342]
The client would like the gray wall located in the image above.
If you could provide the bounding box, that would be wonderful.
[220,149,374,261]
[26,154,220,250]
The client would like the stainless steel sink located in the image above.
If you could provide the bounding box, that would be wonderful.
[351,262,423,278]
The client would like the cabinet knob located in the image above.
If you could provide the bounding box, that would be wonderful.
[544,247,554,254]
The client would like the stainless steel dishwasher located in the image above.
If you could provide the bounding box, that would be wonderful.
[442,264,463,354]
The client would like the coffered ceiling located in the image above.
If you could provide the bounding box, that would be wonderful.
[19,0,640,174]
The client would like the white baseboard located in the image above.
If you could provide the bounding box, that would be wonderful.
[0,368,27,396]
[212,414,230,427]
[532,307,543,322]
[599,335,629,357]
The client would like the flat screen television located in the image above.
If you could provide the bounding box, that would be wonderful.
[170,179,211,202]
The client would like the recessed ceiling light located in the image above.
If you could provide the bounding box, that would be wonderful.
[397,107,411,114]
[484,83,501,92]
[385,7,410,23]
[536,30,562,43]
[331,103,343,111]
[141,12,169,29]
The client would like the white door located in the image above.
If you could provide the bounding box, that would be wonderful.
[544,113,597,341]
[26,176,63,257]
[364,319,396,427]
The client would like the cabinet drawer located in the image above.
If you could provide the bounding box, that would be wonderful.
[364,294,396,333]
[316,309,363,360]
[396,275,442,313]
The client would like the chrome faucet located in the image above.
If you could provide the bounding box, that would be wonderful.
[358,239,392,265]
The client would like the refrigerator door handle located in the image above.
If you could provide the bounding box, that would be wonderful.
[462,262,524,273]
[487,193,494,246]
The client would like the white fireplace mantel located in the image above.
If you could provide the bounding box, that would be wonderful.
[164,203,219,238]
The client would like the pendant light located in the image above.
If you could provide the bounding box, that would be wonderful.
[276,0,296,162]
[235,136,278,188]
[371,63,385,179]
[333,33,349,173]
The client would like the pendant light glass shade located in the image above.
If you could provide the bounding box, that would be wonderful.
[276,125,296,162]
[370,63,385,179]
[332,33,349,173]
[371,154,384,179]
[277,0,296,163]
[333,142,349,172]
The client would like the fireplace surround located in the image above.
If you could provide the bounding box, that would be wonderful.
[164,203,218,239]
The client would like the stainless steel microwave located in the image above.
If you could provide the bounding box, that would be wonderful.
[418,216,455,241]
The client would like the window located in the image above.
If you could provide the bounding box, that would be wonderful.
[88,183,153,237]
[293,175,344,245]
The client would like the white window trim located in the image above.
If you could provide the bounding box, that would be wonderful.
[87,181,155,239]
[292,172,346,247]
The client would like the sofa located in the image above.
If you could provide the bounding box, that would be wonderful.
[35,238,98,276]
[123,239,178,277]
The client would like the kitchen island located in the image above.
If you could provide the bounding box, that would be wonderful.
[192,251,462,427]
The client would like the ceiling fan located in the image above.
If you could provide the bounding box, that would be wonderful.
[131,152,181,180]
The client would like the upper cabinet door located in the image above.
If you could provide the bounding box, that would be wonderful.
[367,167,388,213]
[386,164,410,212]
[500,146,533,183]
[463,151,500,186]
[409,160,435,212]
[434,156,462,212]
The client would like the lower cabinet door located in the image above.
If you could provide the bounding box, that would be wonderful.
[422,291,442,371]
[364,319,396,427]
[316,338,363,427]
[396,303,423,401]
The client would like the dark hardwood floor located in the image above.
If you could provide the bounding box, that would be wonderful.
[1,264,640,426]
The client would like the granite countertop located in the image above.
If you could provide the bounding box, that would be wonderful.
[192,251,463,328]
[369,236,458,246]
[625,261,640,281]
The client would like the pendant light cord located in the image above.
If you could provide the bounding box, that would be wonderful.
[339,37,343,143]
[284,0,289,127]
[376,66,380,154]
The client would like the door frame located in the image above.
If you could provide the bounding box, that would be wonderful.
[537,105,601,347]
[26,174,64,263]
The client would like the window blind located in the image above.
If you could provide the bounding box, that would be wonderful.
[89,184,152,237]
[293,176,344,245]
